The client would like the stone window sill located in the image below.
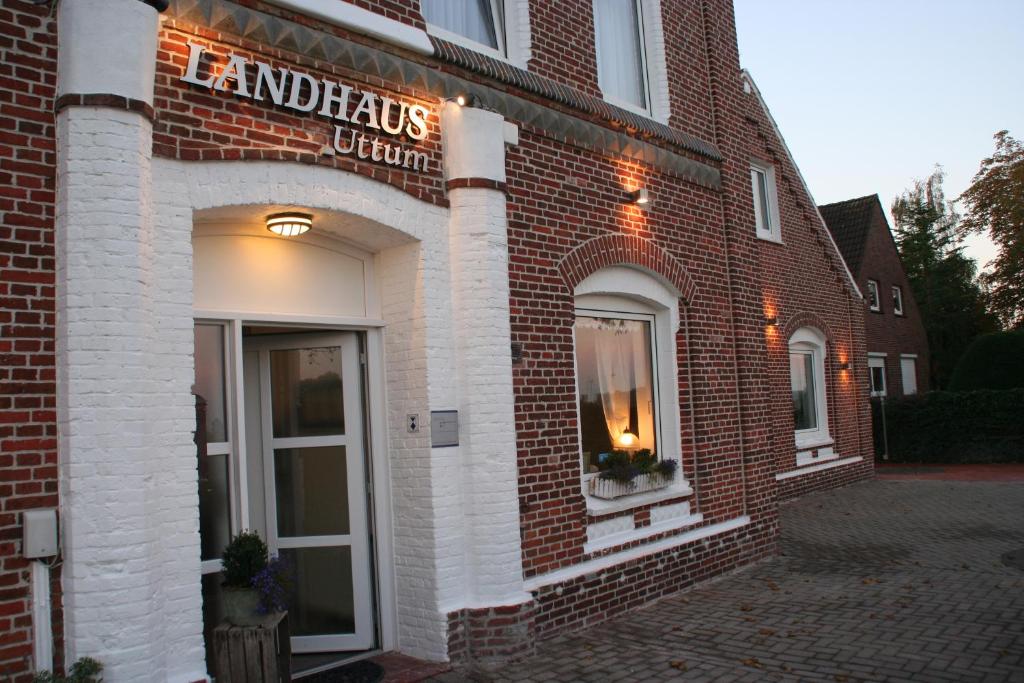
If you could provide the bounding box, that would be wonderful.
[585,479,693,517]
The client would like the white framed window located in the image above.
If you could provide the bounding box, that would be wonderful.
[751,161,781,242]
[892,286,904,315]
[422,0,531,66]
[573,266,687,511]
[900,355,918,395]
[868,354,887,397]
[867,280,881,311]
[593,0,651,113]
[789,327,830,448]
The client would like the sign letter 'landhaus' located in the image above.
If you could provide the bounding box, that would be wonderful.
[181,43,432,172]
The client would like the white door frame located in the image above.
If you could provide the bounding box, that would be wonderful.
[248,331,371,652]
[195,312,399,656]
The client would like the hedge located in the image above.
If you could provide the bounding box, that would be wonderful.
[876,389,1024,463]
[948,329,1024,391]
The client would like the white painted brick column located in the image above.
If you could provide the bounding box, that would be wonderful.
[55,1,207,680]
[440,103,530,609]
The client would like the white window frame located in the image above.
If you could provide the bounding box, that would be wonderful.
[867,280,881,312]
[868,353,887,397]
[422,0,532,68]
[789,327,831,449]
[751,160,782,243]
[573,267,689,514]
[592,0,670,122]
[892,285,904,316]
[900,354,918,395]
[195,321,237,577]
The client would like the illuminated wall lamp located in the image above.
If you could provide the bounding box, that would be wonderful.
[839,361,851,371]
[266,212,312,237]
[764,315,778,327]
[628,188,650,206]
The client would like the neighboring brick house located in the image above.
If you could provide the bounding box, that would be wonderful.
[0,1,873,680]
[820,195,931,398]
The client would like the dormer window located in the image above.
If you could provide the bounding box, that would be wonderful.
[892,286,904,315]
[422,0,505,54]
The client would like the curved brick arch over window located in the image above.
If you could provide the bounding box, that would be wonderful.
[557,234,697,304]
[782,311,837,346]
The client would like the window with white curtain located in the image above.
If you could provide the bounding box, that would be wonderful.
[593,0,650,111]
[575,311,659,473]
[422,0,505,54]
[900,355,918,395]
[789,327,831,447]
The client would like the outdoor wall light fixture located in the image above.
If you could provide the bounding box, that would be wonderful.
[266,212,312,237]
[764,315,779,327]
[839,361,851,371]
[628,188,650,205]
[449,93,479,107]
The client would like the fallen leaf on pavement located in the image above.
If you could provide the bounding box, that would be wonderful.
[741,658,764,669]
[670,660,688,671]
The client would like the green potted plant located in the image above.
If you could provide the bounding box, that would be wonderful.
[221,531,270,626]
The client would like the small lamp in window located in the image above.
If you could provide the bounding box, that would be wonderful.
[616,431,638,448]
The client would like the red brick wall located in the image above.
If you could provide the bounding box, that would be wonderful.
[858,205,930,396]
[741,76,875,492]
[0,2,60,680]
[154,21,447,205]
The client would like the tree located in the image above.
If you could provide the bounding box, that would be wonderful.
[891,169,997,389]
[958,130,1024,329]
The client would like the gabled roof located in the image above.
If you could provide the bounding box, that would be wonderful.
[818,194,884,277]
[740,70,862,300]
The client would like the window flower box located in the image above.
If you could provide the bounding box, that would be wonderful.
[589,471,673,500]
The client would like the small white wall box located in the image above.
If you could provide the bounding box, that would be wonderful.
[22,509,58,559]
[430,410,459,448]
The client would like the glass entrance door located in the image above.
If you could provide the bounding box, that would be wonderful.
[248,332,373,653]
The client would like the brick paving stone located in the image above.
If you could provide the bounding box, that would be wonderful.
[435,480,1024,682]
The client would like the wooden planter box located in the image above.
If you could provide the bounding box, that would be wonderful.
[214,611,291,683]
[589,472,672,500]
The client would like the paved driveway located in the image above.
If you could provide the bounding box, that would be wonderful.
[436,480,1024,682]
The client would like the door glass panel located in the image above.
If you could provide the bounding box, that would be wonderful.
[270,347,345,437]
[198,453,231,560]
[194,324,227,442]
[274,446,350,537]
[280,547,355,636]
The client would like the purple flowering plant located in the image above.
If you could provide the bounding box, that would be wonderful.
[251,555,294,615]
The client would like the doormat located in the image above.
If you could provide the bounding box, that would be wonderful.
[300,660,384,683]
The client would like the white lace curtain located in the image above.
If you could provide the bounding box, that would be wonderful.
[577,317,647,445]
[593,0,646,109]
[422,0,499,49]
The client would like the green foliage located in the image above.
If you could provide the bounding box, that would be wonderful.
[958,130,1024,329]
[880,390,1024,463]
[597,449,677,484]
[891,168,998,388]
[33,657,103,683]
[948,329,1024,391]
[221,530,268,589]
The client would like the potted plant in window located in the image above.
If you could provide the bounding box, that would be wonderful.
[589,449,678,499]
[221,531,292,626]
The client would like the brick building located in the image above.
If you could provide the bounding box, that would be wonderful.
[0,0,873,680]
[820,194,931,398]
